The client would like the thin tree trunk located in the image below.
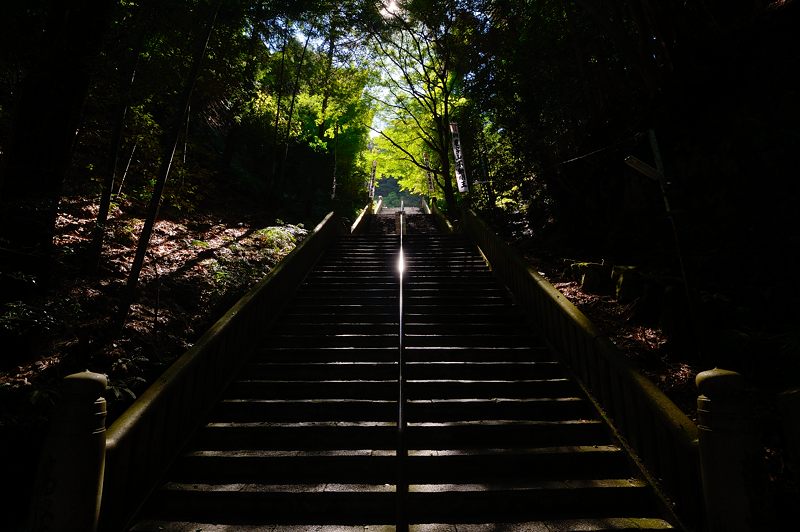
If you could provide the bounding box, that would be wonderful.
[436,116,456,213]
[318,26,337,139]
[116,142,137,196]
[276,31,311,192]
[222,24,264,167]
[182,104,190,165]
[270,26,289,186]
[118,0,221,327]
[90,53,141,269]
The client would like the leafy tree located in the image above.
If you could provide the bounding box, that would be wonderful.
[366,0,473,212]
[118,0,223,326]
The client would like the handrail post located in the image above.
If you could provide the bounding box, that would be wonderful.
[697,368,771,531]
[396,201,408,532]
[30,371,108,532]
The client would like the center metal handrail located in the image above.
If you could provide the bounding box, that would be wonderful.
[396,200,408,531]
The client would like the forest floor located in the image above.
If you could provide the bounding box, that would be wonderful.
[518,250,699,419]
[511,236,798,521]
[1,195,308,413]
[0,191,308,527]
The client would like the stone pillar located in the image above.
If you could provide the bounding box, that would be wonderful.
[29,371,108,532]
[697,368,770,532]
[778,388,800,467]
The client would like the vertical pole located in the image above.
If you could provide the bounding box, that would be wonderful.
[696,368,772,531]
[647,129,707,363]
[396,201,408,532]
[29,372,108,532]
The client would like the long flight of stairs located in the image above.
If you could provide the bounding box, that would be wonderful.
[128,212,675,531]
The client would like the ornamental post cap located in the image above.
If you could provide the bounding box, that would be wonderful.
[62,371,108,399]
[696,367,744,398]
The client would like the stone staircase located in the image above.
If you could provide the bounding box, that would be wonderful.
[128,214,674,531]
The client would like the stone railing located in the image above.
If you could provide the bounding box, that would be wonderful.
[427,198,454,234]
[29,211,342,532]
[99,211,342,531]
[456,207,702,527]
[351,196,382,234]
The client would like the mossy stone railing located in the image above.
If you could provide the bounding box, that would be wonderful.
[427,198,454,234]
[98,211,344,531]
[351,196,382,234]
[454,207,701,528]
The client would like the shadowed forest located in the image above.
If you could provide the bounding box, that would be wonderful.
[2,0,799,528]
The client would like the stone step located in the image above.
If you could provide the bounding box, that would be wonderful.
[405,397,592,421]
[212,398,396,421]
[131,518,673,531]
[254,345,555,363]
[405,420,609,448]
[227,379,398,399]
[239,361,564,381]
[243,361,399,380]
[226,378,577,400]
[403,334,540,348]
[256,346,399,362]
[403,346,556,362]
[267,334,398,348]
[211,397,590,423]
[138,479,653,525]
[404,378,578,398]
[168,446,627,484]
[264,323,537,338]
[127,229,672,530]
[196,421,397,450]
[195,419,608,451]
[270,324,399,335]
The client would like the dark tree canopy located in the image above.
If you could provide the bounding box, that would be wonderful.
[1,1,799,527]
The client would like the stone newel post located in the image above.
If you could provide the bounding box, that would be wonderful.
[29,371,108,532]
[697,367,771,532]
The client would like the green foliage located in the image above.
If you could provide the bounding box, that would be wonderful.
[372,116,441,197]
[0,301,57,336]
[204,222,308,301]
[108,353,150,402]
[28,384,60,409]
[253,225,297,253]
[224,21,374,211]
[374,175,420,208]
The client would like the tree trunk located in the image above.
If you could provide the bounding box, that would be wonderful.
[222,23,264,167]
[437,118,456,213]
[270,27,289,188]
[0,0,113,273]
[90,54,141,269]
[318,26,337,140]
[116,142,137,196]
[118,0,221,326]
[276,31,311,194]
